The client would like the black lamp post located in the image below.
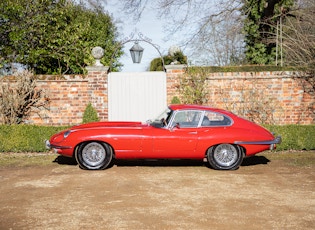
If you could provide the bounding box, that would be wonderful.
[129,41,144,63]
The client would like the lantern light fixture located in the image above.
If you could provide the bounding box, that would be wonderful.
[129,41,144,64]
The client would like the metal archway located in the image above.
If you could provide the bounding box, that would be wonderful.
[110,32,165,72]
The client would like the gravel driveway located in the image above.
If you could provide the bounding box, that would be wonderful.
[0,152,314,230]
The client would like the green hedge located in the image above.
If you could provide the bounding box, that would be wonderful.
[0,124,314,152]
[188,65,302,73]
[0,125,68,152]
[264,125,315,151]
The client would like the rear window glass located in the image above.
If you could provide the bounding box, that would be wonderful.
[201,112,232,126]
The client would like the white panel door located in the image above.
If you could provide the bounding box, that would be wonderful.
[108,72,167,122]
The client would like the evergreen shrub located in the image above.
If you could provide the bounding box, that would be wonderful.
[171,96,181,104]
[82,103,99,123]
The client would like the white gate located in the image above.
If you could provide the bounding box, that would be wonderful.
[108,71,167,122]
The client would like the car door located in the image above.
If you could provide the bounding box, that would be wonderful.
[150,110,203,158]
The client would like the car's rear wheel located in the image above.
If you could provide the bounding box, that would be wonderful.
[75,142,113,170]
[207,144,243,170]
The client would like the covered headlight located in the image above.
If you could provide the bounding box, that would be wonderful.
[45,140,51,149]
[63,130,71,138]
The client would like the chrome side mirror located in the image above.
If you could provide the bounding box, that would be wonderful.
[170,123,180,131]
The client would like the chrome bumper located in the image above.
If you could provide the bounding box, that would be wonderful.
[45,140,72,150]
[234,136,282,150]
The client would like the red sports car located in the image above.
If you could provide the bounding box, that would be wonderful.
[46,104,281,170]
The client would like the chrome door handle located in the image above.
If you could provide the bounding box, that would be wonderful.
[188,131,197,134]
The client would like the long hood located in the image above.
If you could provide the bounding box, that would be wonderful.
[70,121,146,131]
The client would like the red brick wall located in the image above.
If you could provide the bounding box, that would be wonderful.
[34,78,89,125]
[1,65,314,125]
[35,67,109,125]
[0,67,109,126]
[166,67,314,125]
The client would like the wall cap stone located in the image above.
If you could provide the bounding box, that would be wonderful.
[165,64,187,70]
[86,66,109,72]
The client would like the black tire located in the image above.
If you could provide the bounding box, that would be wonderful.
[75,142,113,170]
[207,144,243,170]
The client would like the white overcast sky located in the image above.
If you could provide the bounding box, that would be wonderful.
[106,1,179,72]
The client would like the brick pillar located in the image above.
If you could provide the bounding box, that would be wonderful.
[165,64,186,104]
[86,65,109,121]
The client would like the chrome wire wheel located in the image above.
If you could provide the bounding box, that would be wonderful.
[207,144,243,170]
[82,142,106,167]
[76,142,113,170]
[213,144,238,167]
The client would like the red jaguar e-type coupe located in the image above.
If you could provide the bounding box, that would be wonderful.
[46,104,281,170]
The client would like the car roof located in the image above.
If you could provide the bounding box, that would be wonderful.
[169,104,233,115]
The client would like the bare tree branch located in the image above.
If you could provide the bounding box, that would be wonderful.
[115,0,244,65]
[0,70,49,124]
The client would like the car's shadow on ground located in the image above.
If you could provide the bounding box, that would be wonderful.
[115,159,205,167]
[52,155,270,168]
[115,155,270,168]
[53,156,78,165]
[241,155,270,166]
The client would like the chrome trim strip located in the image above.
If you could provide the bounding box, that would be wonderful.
[234,136,282,145]
[50,144,72,149]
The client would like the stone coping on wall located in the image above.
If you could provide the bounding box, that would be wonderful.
[165,64,187,70]
[86,65,109,73]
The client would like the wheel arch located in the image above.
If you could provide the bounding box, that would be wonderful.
[205,143,245,158]
[74,140,116,159]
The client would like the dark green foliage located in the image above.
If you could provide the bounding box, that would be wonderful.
[82,103,99,123]
[150,51,187,71]
[0,125,68,152]
[150,58,165,71]
[0,0,122,74]
[242,0,294,65]
[264,125,315,151]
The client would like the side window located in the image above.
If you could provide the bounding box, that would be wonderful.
[172,110,203,128]
[201,112,232,127]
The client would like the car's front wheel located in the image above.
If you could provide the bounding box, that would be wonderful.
[75,142,113,170]
[207,144,243,170]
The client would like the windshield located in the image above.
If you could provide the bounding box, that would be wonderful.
[150,108,173,128]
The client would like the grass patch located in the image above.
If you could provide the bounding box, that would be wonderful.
[0,153,59,168]
[262,150,315,167]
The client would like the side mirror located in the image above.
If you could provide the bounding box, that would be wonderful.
[170,123,180,131]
